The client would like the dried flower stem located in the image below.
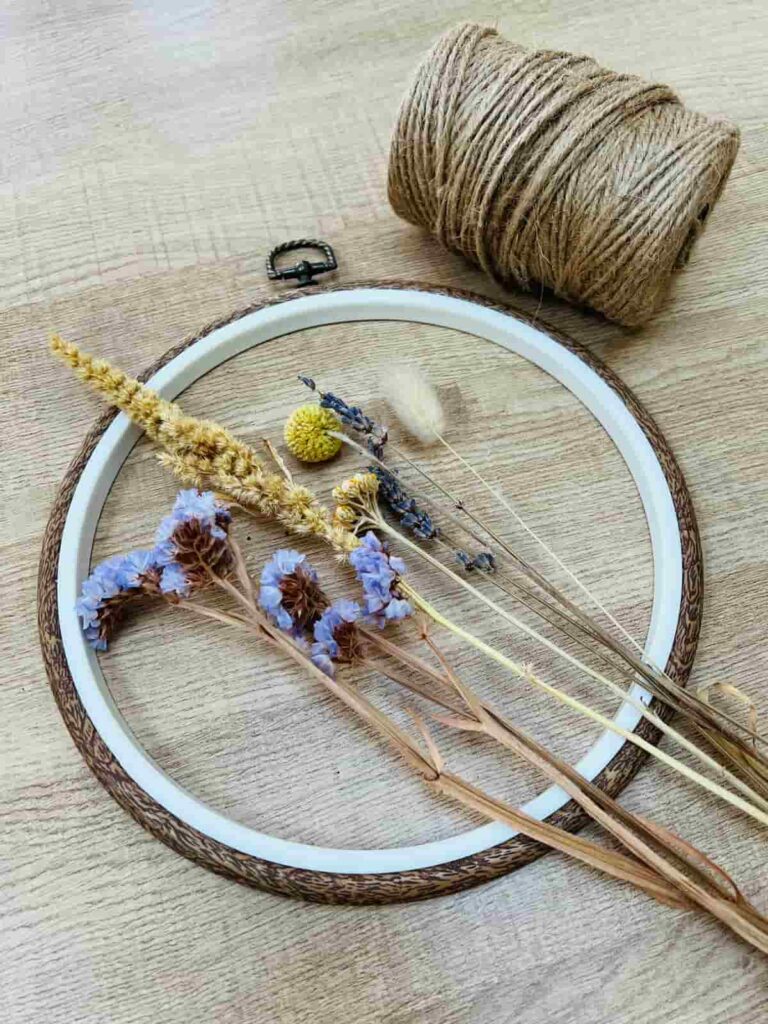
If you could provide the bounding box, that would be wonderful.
[175,601,252,631]
[362,624,768,947]
[169,541,689,907]
[413,634,768,951]
[361,515,768,823]
[438,767,768,951]
[364,628,768,949]
[51,342,768,815]
[336,429,765,763]
[191,554,693,911]
[431,772,690,909]
[372,623,768,900]
[411,582,768,826]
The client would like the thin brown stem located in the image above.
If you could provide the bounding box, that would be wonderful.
[346,432,765,755]
[174,600,251,631]
[416,633,768,949]
[165,555,768,947]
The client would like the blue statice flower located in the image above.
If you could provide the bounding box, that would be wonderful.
[259,549,328,634]
[75,489,232,649]
[311,599,364,676]
[370,465,439,540]
[259,549,305,631]
[76,548,161,650]
[158,563,190,597]
[117,548,161,587]
[349,531,412,624]
[299,376,388,458]
[153,488,232,596]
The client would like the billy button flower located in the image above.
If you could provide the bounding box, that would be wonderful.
[258,550,329,634]
[299,375,388,458]
[283,404,343,464]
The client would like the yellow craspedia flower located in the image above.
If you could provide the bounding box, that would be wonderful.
[283,404,342,463]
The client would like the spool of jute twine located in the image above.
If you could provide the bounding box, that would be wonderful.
[387,23,740,326]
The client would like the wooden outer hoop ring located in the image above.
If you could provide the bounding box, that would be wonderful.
[37,280,703,904]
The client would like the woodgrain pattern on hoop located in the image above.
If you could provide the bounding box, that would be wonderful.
[37,281,703,904]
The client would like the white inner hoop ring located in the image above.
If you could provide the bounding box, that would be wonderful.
[57,287,681,874]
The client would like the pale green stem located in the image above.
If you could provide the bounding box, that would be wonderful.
[403,583,768,830]
[432,431,643,654]
[374,517,768,821]
[378,516,768,804]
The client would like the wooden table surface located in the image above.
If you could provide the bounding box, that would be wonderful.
[3,2,767,1021]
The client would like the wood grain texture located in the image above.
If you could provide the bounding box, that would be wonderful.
[3,1,768,1021]
[36,281,703,903]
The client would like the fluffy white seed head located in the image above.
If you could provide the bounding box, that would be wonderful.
[381,363,446,445]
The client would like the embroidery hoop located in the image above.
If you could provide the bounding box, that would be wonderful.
[38,282,702,903]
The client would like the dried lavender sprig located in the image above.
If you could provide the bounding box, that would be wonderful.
[299,375,388,457]
[328,426,497,573]
[369,464,440,541]
[372,467,499,575]
[369,462,497,575]
[455,549,497,573]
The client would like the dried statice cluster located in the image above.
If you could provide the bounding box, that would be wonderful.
[348,532,413,623]
[75,551,163,650]
[259,550,328,635]
[311,600,366,676]
[257,532,412,677]
[76,490,231,649]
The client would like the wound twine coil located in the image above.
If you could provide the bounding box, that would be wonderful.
[387,23,740,326]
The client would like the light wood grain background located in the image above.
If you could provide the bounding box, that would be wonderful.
[3,1,767,1021]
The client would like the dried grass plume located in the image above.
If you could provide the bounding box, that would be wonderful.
[381,363,445,444]
[49,335,359,556]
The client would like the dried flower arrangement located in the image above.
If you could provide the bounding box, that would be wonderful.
[51,335,768,952]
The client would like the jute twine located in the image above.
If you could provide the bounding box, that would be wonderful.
[388,23,740,326]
